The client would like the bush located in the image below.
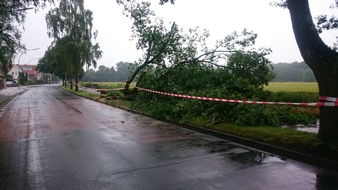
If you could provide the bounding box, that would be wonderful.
[231,105,280,126]
[231,104,316,126]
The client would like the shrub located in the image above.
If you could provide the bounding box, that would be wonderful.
[230,104,316,126]
[231,105,281,126]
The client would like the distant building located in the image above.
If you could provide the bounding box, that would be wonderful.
[8,64,41,81]
[9,65,22,81]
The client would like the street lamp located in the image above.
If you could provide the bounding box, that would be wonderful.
[17,48,40,88]
[17,48,40,65]
[28,57,42,64]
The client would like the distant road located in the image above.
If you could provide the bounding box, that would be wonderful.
[0,84,337,190]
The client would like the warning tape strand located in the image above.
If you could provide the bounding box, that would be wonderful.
[320,96,338,102]
[136,87,338,107]
[74,84,338,107]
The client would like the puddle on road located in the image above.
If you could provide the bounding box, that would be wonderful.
[282,119,319,134]
[226,149,280,165]
[133,116,286,167]
[204,140,285,167]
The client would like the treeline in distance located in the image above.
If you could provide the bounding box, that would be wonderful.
[272,61,316,82]
[81,61,316,83]
[81,62,135,82]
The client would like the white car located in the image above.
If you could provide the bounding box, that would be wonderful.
[6,81,16,87]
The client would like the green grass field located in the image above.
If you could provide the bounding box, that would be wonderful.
[79,82,136,89]
[264,82,319,92]
[81,82,319,93]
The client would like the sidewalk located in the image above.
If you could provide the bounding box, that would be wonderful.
[0,86,28,108]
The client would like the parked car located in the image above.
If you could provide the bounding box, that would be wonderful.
[6,81,16,87]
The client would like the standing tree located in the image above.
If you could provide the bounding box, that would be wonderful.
[38,36,79,87]
[286,0,338,143]
[45,0,102,91]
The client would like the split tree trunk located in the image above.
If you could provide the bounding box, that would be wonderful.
[123,61,149,98]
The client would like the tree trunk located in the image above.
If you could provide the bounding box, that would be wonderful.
[124,61,149,94]
[70,78,73,90]
[64,72,67,88]
[75,76,79,91]
[288,0,338,143]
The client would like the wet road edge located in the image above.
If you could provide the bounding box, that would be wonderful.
[62,87,338,171]
[0,90,27,109]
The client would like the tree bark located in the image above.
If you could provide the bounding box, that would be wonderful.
[288,0,338,143]
[70,78,73,90]
[64,72,67,88]
[75,76,79,91]
[124,62,149,91]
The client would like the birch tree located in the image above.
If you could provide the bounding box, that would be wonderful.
[46,0,102,90]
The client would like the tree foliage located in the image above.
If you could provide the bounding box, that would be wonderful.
[39,0,102,90]
[119,0,277,125]
[0,0,52,75]
[118,0,273,94]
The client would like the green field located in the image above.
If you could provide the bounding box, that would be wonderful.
[81,82,319,93]
[79,82,136,89]
[264,82,319,92]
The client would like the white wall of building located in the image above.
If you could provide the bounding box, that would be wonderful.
[9,65,21,80]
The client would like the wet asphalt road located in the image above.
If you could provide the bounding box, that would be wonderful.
[0,85,338,190]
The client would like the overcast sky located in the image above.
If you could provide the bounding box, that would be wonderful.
[17,0,337,68]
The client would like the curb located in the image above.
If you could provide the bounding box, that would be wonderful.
[177,122,338,170]
[0,95,15,109]
[61,87,338,171]
[119,108,338,171]
[0,90,27,109]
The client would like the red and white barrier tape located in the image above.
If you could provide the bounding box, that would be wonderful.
[320,96,338,102]
[136,87,338,107]
[112,88,125,91]
[75,84,338,107]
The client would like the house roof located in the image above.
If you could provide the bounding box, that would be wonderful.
[18,64,36,71]
[26,70,38,75]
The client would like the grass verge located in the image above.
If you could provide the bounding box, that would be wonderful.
[62,86,132,109]
[188,118,337,160]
